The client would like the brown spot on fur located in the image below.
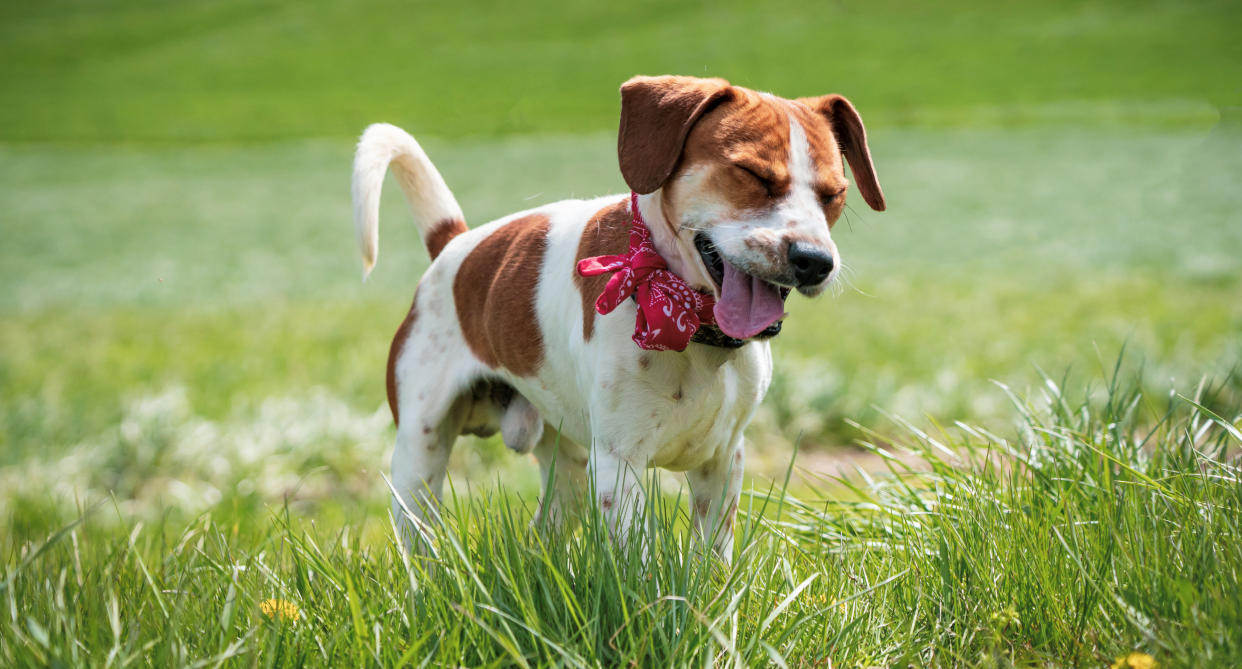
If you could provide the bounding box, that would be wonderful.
[785,231,819,245]
[453,214,550,376]
[695,498,711,517]
[662,87,793,220]
[600,494,614,510]
[741,231,786,268]
[574,198,630,340]
[638,354,651,369]
[425,217,468,260]
[673,388,683,401]
[386,289,419,426]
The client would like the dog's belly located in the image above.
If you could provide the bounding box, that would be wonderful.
[509,338,772,472]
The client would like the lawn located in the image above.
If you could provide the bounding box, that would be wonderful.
[2,0,1241,665]
[4,374,1240,666]
[3,0,1238,141]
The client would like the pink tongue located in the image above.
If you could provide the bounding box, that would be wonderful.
[713,262,787,340]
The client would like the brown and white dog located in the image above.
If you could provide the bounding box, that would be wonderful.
[352,75,885,559]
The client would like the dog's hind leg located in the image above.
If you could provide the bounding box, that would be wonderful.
[389,396,466,552]
[386,285,484,551]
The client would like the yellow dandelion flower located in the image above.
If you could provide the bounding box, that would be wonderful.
[259,598,301,623]
[1111,651,1156,669]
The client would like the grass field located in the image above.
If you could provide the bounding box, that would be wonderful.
[4,375,1240,666]
[3,0,1238,141]
[3,0,1241,665]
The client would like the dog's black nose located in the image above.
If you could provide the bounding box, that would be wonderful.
[788,242,835,286]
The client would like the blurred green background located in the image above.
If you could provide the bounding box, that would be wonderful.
[2,0,1240,531]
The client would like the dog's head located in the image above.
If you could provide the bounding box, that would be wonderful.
[617,75,885,340]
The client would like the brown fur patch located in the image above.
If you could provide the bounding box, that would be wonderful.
[618,75,734,194]
[425,217,468,260]
[743,233,787,266]
[786,100,851,225]
[695,498,711,517]
[453,214,550,376]
[386,289,419,426]
[663,88,793,218]
[795,95,886,212]
[573,198,630,340]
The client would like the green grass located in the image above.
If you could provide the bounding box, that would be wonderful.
[3,0,1242,664]
[2,0,1238,141]
[3,373,1239,666]
[4,128,1239,465]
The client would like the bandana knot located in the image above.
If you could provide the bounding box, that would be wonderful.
[576,192,716,351]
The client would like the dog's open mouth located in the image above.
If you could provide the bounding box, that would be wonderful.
[694,233,789,340]
[694,233,726,287]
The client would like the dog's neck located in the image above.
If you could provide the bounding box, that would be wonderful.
[635,192,718,297]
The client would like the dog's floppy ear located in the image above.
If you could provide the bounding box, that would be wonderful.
[804,94,886,211]
[618,75,733,194]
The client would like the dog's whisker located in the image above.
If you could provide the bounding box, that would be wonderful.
[835,262,871,298]
[841,204,859,233]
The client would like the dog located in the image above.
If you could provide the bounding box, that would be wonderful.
[352,75,885,559]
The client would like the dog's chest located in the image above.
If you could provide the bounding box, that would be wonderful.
[621,344,771,470]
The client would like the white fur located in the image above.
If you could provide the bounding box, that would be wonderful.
[350,121,823,560]
[352,123,464,279]
[685,109,841,296]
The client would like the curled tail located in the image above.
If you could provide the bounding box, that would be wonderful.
[351,123,467,279]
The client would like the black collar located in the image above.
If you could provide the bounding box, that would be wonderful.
[690,321,783,348]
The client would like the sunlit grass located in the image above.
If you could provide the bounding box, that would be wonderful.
[3,373,1238,666]
[3,127,1239,466]
[2,0,1237,142]
[3,1,1241,661]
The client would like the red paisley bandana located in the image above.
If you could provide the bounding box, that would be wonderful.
[576,192,716,351]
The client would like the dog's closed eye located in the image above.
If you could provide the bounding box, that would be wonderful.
[734,164,777,198]
[818,188,844,208]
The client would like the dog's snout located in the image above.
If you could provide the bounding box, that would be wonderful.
[788,241,834,286]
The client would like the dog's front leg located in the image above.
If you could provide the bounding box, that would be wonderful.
[685,441,744,563]
[589,446,648,553]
